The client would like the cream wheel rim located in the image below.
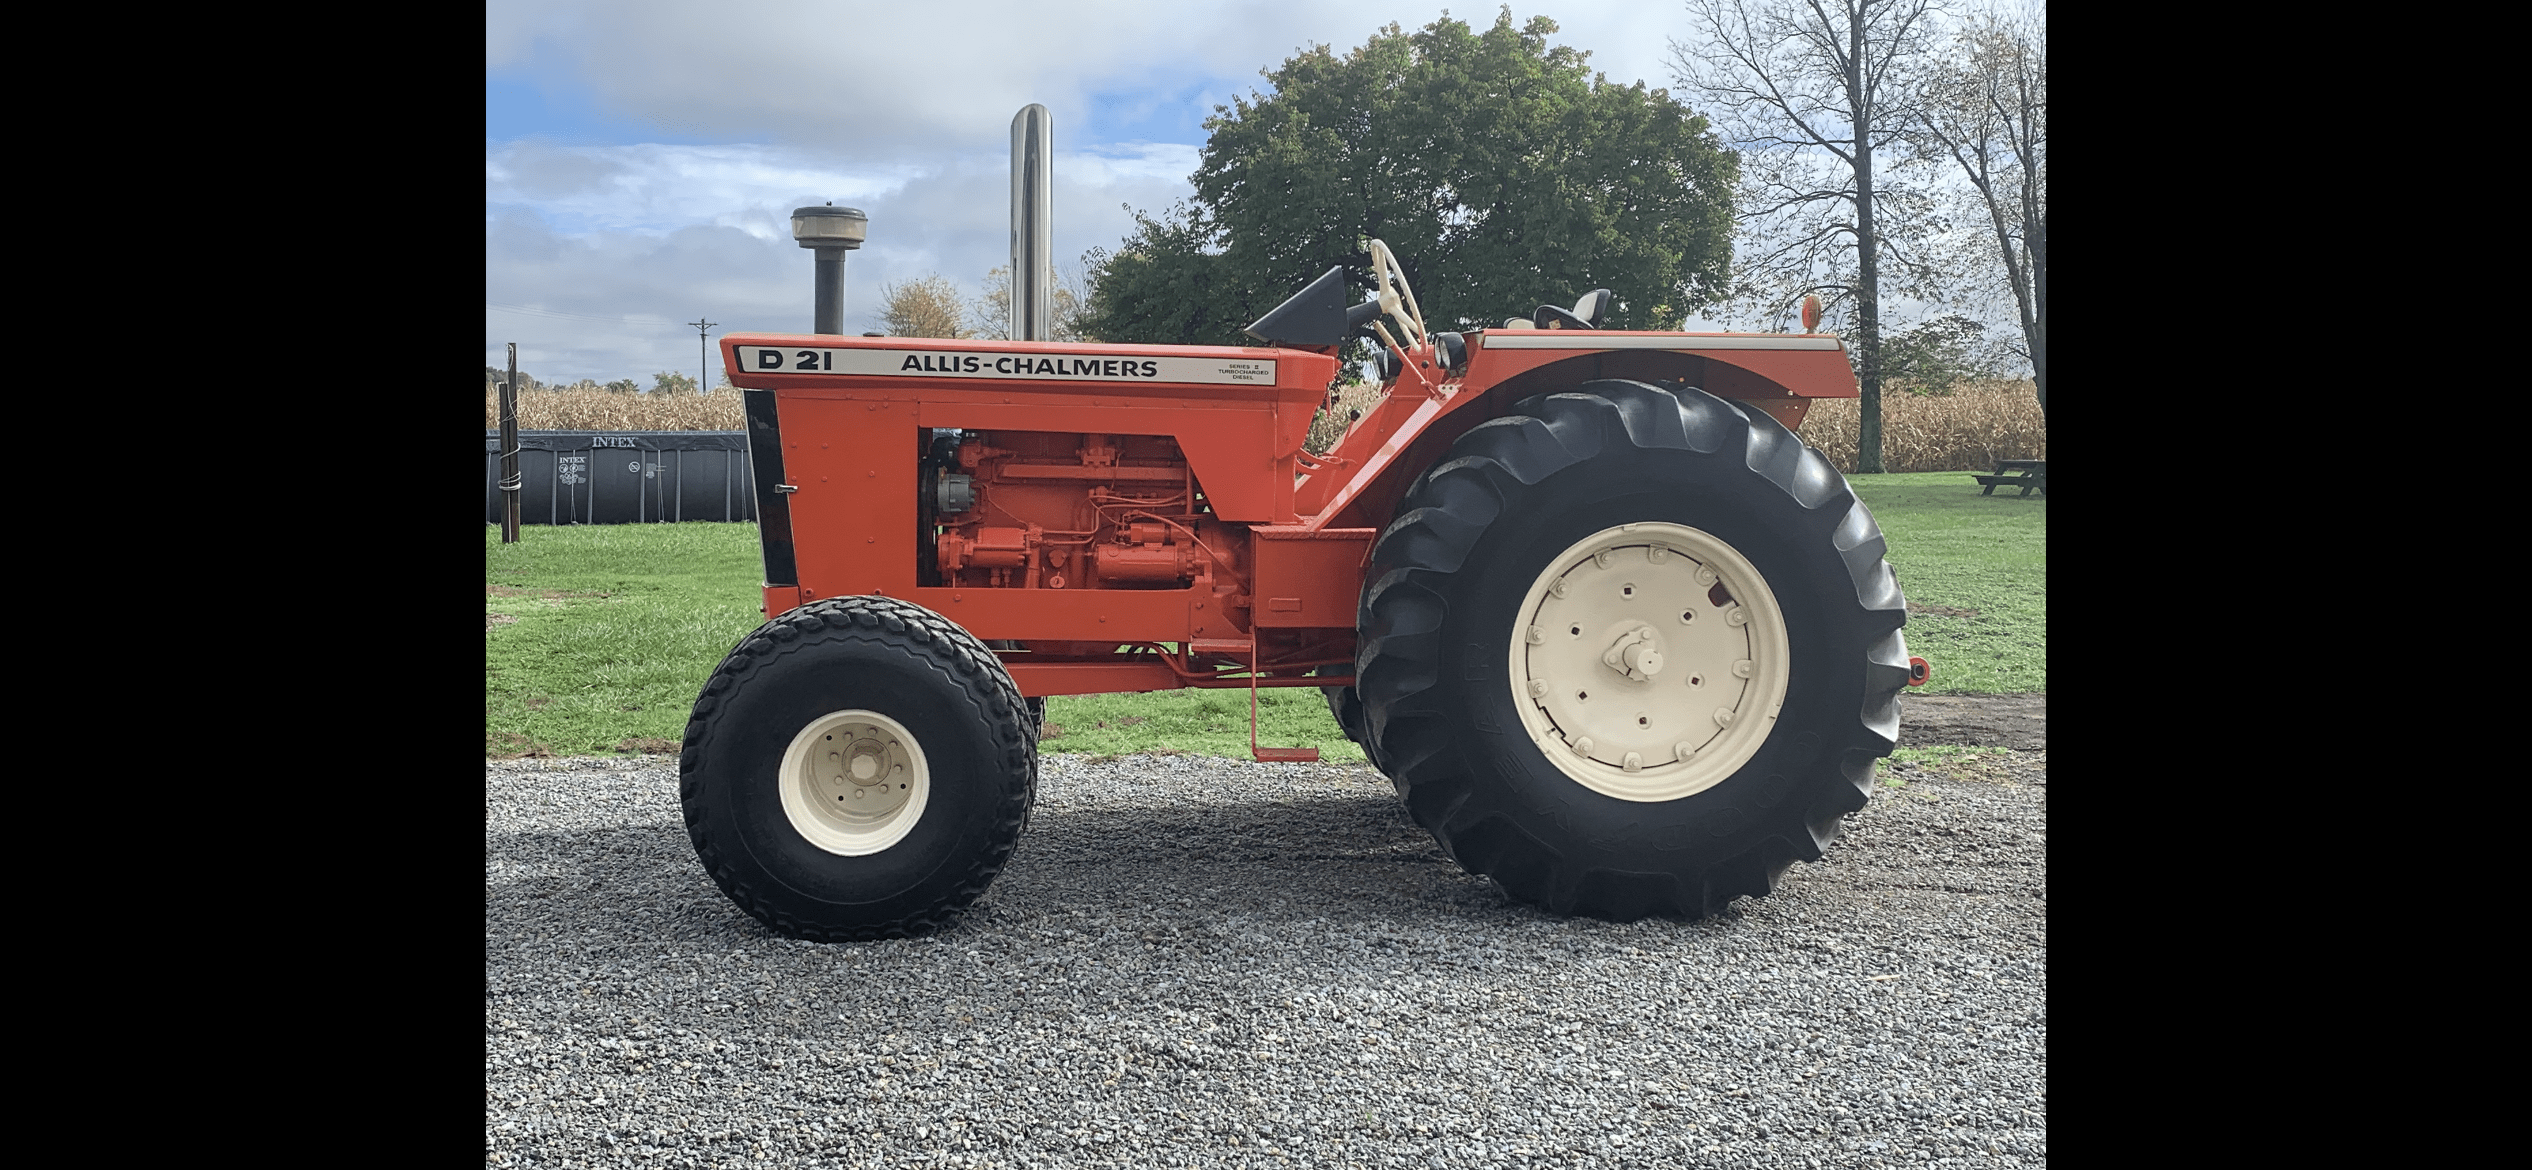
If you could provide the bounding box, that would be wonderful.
[1506,522,1792,802]
[779,710,931,855]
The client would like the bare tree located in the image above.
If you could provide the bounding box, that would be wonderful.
[970,260,1094,342]
[1671,0,1945,473]
[1916,5,2044,419]
[876,274,972,339]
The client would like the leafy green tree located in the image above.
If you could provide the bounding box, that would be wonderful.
[652,371,698,395]
[1080,9,1739,351]
[1878,314,1999,393]
[485,366,544,392]
[603,378,641,394]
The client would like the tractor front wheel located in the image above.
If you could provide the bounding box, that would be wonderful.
[679,597,1037,940]
[1354,379,1913,919]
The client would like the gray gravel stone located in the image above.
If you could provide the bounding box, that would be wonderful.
[486,749,2045,1168]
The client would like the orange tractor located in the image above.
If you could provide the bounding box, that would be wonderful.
[681,244,1926,938]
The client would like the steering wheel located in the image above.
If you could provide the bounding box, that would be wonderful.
[1367,239,1427,350]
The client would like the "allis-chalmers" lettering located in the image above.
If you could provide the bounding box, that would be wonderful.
[892,354,1163,378]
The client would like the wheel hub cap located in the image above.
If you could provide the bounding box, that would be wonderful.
[1508,522,1792,802]
[780,710,930,855]
[1601,624,1665,680]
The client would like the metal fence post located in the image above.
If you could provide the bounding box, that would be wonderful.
[499,343,523,542]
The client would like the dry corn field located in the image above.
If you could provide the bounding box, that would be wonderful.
[486,377,2042,473]
[486,387,747,432]
[1799,379,2045,472]
[1305,381,1392,452]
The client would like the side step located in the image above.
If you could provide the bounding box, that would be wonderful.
[1241,640,1320,764]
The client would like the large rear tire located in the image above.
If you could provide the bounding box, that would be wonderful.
[1355,380,1911,920]
[1320,668,1368,746]
[679,597,1037,940]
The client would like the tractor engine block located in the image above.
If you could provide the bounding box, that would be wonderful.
[923,430,1250,632]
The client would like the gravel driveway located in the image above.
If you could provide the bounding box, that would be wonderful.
[486,742,2045,1169]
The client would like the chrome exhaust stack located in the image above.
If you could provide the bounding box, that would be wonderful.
[1010,104,1053,341]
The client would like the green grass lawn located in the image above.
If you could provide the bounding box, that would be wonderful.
[1846,471,2047,695]
[1035,686,1362,763]
[486,469,2040,757]
[485,523,766,757]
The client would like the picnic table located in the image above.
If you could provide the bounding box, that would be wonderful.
[1973,459,2045,497]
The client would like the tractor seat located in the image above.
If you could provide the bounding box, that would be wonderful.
[1507,288,1612,331]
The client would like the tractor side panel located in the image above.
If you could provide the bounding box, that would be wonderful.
[1249,527,1378,628]
[772,396,920,602]
[724,336,1339,685]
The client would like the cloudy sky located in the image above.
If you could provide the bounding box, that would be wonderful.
[485,1,1720,386]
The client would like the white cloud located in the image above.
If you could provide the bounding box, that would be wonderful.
[486,141,923,236]
[485,2,1729,382]
[485,140,1201,381]
[488,1,1327,157]
[487,2,1697,157]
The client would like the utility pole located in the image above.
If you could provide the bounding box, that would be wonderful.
[499,342,522,543]
[690,317,718,394]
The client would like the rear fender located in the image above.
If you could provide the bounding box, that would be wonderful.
[1304,334,1858,531]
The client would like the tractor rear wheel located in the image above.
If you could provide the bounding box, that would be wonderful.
[1354,380,1912,919]
[679,596,1037,940]
[1320,669,1368,746]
